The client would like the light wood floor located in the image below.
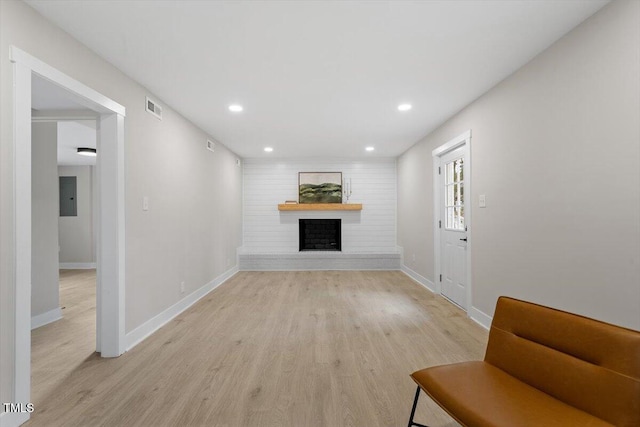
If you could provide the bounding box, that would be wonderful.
[28,270,488,427]
[31,269,97,406]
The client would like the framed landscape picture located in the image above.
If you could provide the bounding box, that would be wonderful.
[298,172,342,204]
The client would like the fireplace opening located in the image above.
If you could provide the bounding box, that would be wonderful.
[299,219,341,251]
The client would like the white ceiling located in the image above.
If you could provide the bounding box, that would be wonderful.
[31,75,97,166]
[26,0,608,159]
[57,120,97,166]
[32,74,88,111]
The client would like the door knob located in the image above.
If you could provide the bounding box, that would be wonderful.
[460,238,467,242]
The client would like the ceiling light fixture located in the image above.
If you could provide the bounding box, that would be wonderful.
[77,147,97,157]
[264,147,273,152]
[228,104,244,112]
[397,103,412,111]
[365,146,375,152]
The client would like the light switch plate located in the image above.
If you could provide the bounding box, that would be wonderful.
[143,196,149,211]
[479,194,486,208]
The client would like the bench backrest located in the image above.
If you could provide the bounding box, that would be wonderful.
[484,296,640,427]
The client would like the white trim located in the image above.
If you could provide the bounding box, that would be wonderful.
[469,306,492,330]
[59,262,96,270]
[401,265,436,293]
[126,267,239,351]
[12,57,32,422]
[0,411,29,427]
[96,113,126,357]
[432,152,442,295]
[31,109,99,121]
[10,46,126,423]
[432,130,470,157]
[432,130,472,312]
[10,47,126,116]
[31,308,63,330]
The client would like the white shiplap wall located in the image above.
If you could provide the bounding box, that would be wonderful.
[242,158,398,255]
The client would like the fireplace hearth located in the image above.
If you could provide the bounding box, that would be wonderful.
[299,219,341,251]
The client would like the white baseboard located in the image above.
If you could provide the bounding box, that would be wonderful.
[0,410,30,427]
[31,307,62,330]
[59,262,96,269]
[401,264,436,293]
[402,264,492,329]
[469,306,492,330]
[125,266,239,351]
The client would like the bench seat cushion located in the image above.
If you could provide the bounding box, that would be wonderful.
[411,361,614,427]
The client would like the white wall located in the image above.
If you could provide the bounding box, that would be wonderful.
[243,158,397,254]
[1,0,243,406]
[31,122,60,319]
[58,165,95,266]
[398,0,640,329]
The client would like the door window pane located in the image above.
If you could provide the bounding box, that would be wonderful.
[444,157,464,230]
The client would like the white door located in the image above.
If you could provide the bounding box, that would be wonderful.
[439,146,467,309]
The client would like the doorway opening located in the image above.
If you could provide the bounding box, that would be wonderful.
[10,46,126,425]
[433,130,472,312]
[30,111,100,405]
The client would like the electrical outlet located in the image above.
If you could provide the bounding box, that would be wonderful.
[226,258,231,267]
[412,253,416,262]
[180,281,185,293]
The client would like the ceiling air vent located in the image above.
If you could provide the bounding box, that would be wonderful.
[207,139,215,152]
[145,96,162,120]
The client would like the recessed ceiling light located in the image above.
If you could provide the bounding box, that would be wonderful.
[77,147,97,157]
[264,147,273,152]
[365,146,375,152]
[397,103,412,111]
[228,104,243,112]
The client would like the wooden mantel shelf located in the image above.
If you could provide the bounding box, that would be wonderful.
[278,203,363,211]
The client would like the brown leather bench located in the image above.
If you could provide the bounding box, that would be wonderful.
[408,296,640,427]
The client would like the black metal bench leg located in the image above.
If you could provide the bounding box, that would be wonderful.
[407,386,430,427]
